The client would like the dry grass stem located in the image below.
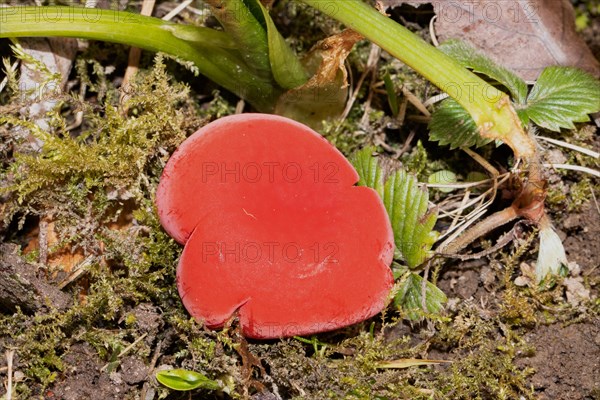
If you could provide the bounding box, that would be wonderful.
[543,163,600,178]
[537,135,600,159]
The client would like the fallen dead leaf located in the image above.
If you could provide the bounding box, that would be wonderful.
[380,0,600,80]
[24,217,85,274]
[275,30,363,128]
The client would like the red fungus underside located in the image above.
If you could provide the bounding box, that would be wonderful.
[156,114,394,339]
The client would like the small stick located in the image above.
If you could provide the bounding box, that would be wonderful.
[589,181,600,216]
[437,206,488,245]
[396,96,408,128]
[235,99,245,114]
[121,0,156,103]
[438,206,519,256]
[38,218,48,266]
[100,333,148,372]
[440,227,517,261]
[396,128,414,157]
[426,178,495,190]
[429,15,439,47]
[542,163,600,178]
[6,350,14,400]
[339,43,380,124]
[162,0,193,21]
[58,256,94,289]
[447,189,471,232]
[359,44,382,127]
[536,135,599,159]
[462,147,499,177]
[139,339,164,400]
[117,332,148,359]
[401,86,430,117]
[423,92,448,108]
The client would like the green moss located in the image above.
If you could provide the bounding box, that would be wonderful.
[0,54,212,392]
[429,305,536,400]
[566,178,596,212]
[1,54,203,224]
[499,288,537,326]
[321,106,376,156]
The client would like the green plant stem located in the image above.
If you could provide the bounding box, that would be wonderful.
[0,6,280,111]
[203,0,272,78]
[300,0,536,159]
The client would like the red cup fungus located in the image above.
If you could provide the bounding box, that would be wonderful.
[156,114,394,338]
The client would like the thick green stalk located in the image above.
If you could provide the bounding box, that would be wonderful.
[203,0,272,78]
[0,6,280,111]
[300,0,536,159]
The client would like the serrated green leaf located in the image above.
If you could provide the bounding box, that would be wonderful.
[394,272,446,320]
[439,40,528,104]
[350,146,384,197]
[248,0,308,89]
[515,108,530,126]
[429,98,491,149]
[156,369,220,392]
[352,148,438,268]
[522,66,600,131]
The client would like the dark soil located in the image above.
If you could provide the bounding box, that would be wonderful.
[431,201,600,399]
[47,343,128,400]
[518,321,600,400]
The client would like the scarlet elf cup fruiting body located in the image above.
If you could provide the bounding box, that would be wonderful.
[156,114,394,339]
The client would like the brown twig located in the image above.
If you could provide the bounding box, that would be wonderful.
[6,350,14,400]
[120,0,156,105]
[38,218,48,265]
[439,225,518,261]
[139,339,164,400]
[339,43,380,125]
[100,333,148,372]
[360,46,381,127]
[438,206,519,256]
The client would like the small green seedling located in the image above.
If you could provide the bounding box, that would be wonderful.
[156,369,221,392]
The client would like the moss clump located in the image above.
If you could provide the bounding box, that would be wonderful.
[427,305,536,400]
[2,54,201,216]
[0,55,217,395]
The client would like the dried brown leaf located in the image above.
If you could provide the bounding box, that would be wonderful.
[381,0,600,80]
[274,30,363,128]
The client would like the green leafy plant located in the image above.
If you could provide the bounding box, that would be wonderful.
[430,40,600,147]
[156,369,221,392]
[395,270,447,320]
[352,147,438,269]
[351,147,444,317]
[429,40,598,283]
